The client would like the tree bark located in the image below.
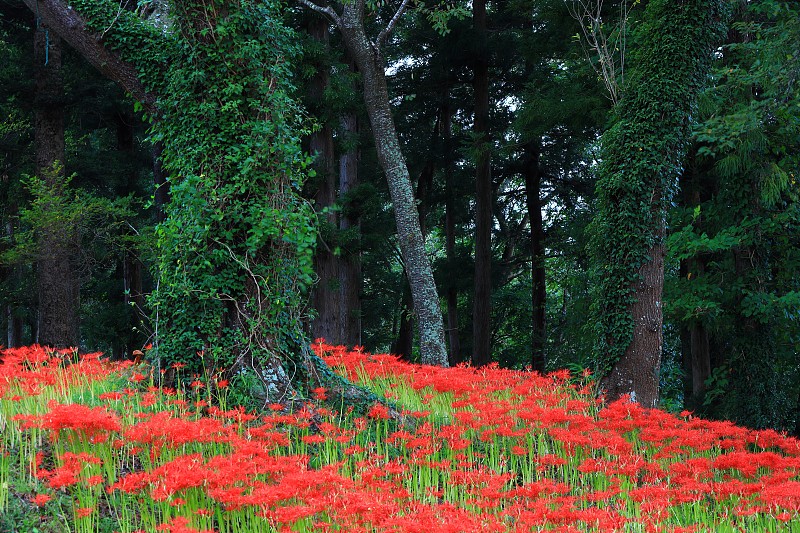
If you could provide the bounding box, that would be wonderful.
[4,207,24,347]
[338,108,362,346]
[339,3,448,366]
[677,161,712,406]
[593,0,725,408]
[600,236,665,406]
[522,141,546,373]
[392,285,414,360]
[21,0,157,115]
[308,16,342,345]
[34,26,80,349]
[441,94,461,365]
[471,0,492,368]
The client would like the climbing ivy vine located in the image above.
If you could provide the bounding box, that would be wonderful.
[589,0,727,391]
[63,0,317,382]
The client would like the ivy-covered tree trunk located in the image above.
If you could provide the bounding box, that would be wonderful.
[33,26,79,348]
[25,0,396,410]
[591,0,726,407]
[338,2,449,367]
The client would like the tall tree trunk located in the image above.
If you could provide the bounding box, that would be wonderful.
[471,0,492,367]
[394,157,435,359]
[522,141,546,373]
[34,26,79,349]
[308,16,342,345]
[339,4,448,366]
[392,285,413,360]
[116,110,145,357]
[338,107,362,346]
[4,208,24,347]
[441,93,461,365]
[593,0,726,407]
[677,161,712,406]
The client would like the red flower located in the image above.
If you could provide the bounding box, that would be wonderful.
[75,507,94,518]
[367,403,390,420]
[31,493,51,506]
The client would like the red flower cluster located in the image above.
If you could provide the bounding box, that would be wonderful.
[3,343,800,532]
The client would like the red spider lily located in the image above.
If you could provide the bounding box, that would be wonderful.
[42,401,121,439]
[75,506,94,518]
[31,493,52,506]
[156,516,215,533]
[366,403,390,420]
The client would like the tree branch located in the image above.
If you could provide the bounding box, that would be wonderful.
[376,0,412,50]
[22,0,159,115]
[296,0,342,29]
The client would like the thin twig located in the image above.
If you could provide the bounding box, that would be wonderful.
[376,0,412,50]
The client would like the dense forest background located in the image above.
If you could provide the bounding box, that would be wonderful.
[1,0,798,432]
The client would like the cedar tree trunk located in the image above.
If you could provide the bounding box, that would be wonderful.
[523,141,546,373]
[34,26,79,349]
[471,0,492,367]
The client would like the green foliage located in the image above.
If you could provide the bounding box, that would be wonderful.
[3,171,133,261]
[589,0,727,375]
[661,0,800,429]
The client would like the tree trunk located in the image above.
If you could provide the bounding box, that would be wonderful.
[34,26,80,349]
[593,0,725,407]
[441,94,461,365]
[677,160,712,406]
[339,5,448,366]
[4,208,24,347]
[308,16,342,345]
[22,0,157,114]
[392,284,414,360]
[522,141,546,373]
[394,156,435,360]
[116,110,146,355]
[600,237,665,406]
[471,0,492,368]
[338,107,362,346]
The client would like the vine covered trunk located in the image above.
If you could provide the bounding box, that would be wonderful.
[592,0,727,407]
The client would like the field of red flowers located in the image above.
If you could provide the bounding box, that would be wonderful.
[1,342,799,532]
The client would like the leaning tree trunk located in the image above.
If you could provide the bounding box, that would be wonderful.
[339,3,448,367]
[592,0,726,407]
[34,26,80,349]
